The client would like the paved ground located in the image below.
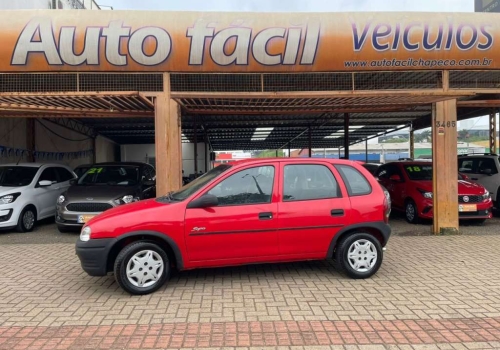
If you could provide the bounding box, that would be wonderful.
[0,218,500,349]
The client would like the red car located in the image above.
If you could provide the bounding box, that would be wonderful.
[376,161,493,224]
[76,158,391,295]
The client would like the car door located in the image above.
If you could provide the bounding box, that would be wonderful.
[185,163,279,262]
[33,167,60,219]
[277,163,351,257]
[464,158,499,198]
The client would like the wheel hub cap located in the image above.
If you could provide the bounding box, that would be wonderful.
[23,211,35,230]
[347,239,377,273]
[126,250,164,288]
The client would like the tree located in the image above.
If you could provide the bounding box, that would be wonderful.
[415,130,431,143]
[458,129,470,142]
[256,149,284,158]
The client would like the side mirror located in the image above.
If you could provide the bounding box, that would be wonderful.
[143,180,155,186]
[389,174,402,182]
[69,179,77,186]
[187,194,219,209]
[38,180,52,187]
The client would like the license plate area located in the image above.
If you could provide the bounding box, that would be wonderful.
[77,215,95,224]
[459,204,477,212]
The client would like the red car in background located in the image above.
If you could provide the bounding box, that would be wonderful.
[376,161,493,224]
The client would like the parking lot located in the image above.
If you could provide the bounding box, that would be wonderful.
[1,216,500,350]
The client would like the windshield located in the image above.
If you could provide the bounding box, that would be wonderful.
[0,166,39,187]
[78,166,140,186]
[158,164,232,202]
[404,165,433,181]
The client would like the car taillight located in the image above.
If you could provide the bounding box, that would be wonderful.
[382,187,391,223]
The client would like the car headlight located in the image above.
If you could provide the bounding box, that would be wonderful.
[418,189,433,199]
[113,195,137,205]
[0,193,21,204]
[482,191,491,200]
[80,226,91,242]
[57,195,65,204]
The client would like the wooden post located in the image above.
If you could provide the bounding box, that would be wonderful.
[344,113,350,159]
[26,118,35,162]
[193,116,198,174]
[409,124,415,159]
[432,99,459,235]
[308,127,312,157]
[489,110,497,154]
[155,73,182,196]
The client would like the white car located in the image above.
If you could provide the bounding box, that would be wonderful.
[0,163,76,232]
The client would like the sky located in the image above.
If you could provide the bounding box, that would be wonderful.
[98,0,473,12]
[96,0,491,130]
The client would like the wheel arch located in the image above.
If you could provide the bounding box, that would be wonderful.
[21,203,38,220]
[327,222,390,259]
[106,231,184,273]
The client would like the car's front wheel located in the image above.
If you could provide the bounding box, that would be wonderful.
[17,206,36,233]
[405,199,420,224]
[114,242,170,295]
[335,233,383,279]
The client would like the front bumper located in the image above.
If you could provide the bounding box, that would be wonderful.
[75,238,117,276]
[57,203,113,228]
[418,198,493,220]
[0,207,17,229]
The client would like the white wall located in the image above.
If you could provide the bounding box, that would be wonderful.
[121,143,210,175]
[0,0,50,9]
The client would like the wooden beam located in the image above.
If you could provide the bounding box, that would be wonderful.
[432,98,459,235]
[155,73,182,196]
[171,90,474,99]
[457,100,500,108]
[181,107,419,115]
[490,110,497,154]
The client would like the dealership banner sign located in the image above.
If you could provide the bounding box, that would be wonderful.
[0,11,498,72]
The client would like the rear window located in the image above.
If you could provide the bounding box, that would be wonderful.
[335,165,372,196]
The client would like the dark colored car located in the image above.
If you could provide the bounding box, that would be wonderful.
[376,161,493,224]
[75,158,391,295]
[361,163,382,176]
[56,162,156,232]
[74,164,92,178]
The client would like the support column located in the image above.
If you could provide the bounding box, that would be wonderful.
[26,118,35,162]
[155,73,182,196]
[288,143,291,157]
[432,99,459,235]
[344,113,350,159]
[193,117,198,174]
[489,110,497,154]
[204,139,208,172]
[92,137,97,163]
[275,149,278,157]
[409,124,415,159]
[365,139,368,163]
[308,127,312,157]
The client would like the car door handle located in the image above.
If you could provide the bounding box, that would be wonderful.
[331,209,344,217]
[258,212,273,220]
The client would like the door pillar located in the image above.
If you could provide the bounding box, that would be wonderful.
[432,99,459,235]
[155,73,182,196]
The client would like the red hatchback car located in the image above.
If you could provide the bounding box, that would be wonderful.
[376,161,493,224]
[76,159,391,295]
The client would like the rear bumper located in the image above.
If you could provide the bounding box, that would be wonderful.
[75,238,117,276]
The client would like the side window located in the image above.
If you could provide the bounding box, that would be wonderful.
[56,167,75,182]
[283,164,340,201]
[207,166,275,206]
[478,158,498,175]
[38,168,58,184]
[336,165,372,196]
[459,159,475,173]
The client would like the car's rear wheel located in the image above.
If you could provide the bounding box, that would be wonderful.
[17,206,36,233]
[335,233,383,279]
[405,199,420,224]
[114,242,170,295]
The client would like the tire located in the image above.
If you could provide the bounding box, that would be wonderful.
[57,225,73,233]
[405,199,420,224]
[114,241,170,295]
[335,233,383,279]
[16,206,36,233]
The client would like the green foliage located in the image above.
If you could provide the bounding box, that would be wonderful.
[256,149,284,158]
